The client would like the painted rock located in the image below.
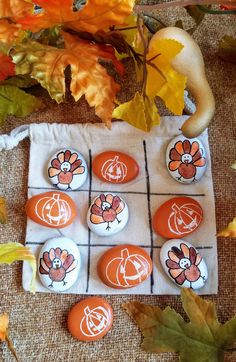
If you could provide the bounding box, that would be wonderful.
[38,237,80,292]
[153,196,203,239]
[92,151,139,184]
[98,244,152,289]
[67,297,113,342]
[87,193,129,236]
[166,134,207,183]
[160,239,208,290]
[25,191,77,228]
[48,148,87,190]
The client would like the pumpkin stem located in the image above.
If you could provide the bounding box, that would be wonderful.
[121,248,129,259]
[52,194,60,200]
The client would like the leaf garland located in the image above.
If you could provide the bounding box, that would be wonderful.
[124,288,236,362]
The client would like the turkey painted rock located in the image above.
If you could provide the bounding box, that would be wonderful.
[166,134,207,183]
[87,193,129,236]
[160,239,208,290]
[153,196,203,238]
[98,244,153,289]
[48,148,88,190]
[92,151,139,184]
[38,237,80,292]
[25,191,77,228]
[67,297,113,342]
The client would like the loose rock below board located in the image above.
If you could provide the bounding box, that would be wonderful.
[98,244,153,289]
[48,148,88,190]
[87,193,129,236]
[166,134,207,183]
[67,297,113,342]
[160,239,208,290]
[153,196,203,238]
[38,237,81,292]
[92,151,139,184]
[25,191,77,228]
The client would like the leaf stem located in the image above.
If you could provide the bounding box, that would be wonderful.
[137,15,148,99]
[112,26,138,31]
[6,335,19,362]
[134,0,235,12]
[225,347,236,352]
[143,13,167,28]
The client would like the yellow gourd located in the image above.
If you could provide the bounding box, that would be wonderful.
[149,27,215,138]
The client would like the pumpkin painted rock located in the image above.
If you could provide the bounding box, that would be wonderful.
[98,244,152,289]
[25,191,77,228]
[38,237,81,292]
[160,239,208,290]
[92,151,139,184]
[166,134,207,183]
[48,148,88,190]
[87,193,129,236]
[153,196,203,238]
[67,297,113,342]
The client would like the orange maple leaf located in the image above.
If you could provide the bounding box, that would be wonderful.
[0,0,33,19]
[18,0,135,33]
[0,19,25,44]
[0,313,9,342]
[0,53,15,81]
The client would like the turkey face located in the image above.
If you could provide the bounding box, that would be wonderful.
[179,258,191,269]
[60,161,71,172]
[181,154,193,164]
[101,201,111,211]
[52,258,62,269]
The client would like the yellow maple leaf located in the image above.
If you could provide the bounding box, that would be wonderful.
[0,197,7,224]
[112,92,160,131]
[0,243,36,293]
[0,0,33,19]
[12,32,121,126]
[0,313,9,342]
[19,0,135,34]
[146,38,186,115]
[218,217,236,238]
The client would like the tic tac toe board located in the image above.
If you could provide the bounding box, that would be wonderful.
[22,117,218,295]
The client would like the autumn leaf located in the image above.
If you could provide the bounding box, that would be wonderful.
[124,288,236,362]
[0,53,15,81]
[146,38,186,115]
[12,33,122,126]
[0,313,9,341]
[0,19,26,45]
[0,0,33,19]
[0,85,44,124]
[0,243,36,293]
[218,217,236,238]
[0,197,8,224]
[18,0,135,33]
[219,35,236,63]
[2,74,38,88]
[112,92,160,132]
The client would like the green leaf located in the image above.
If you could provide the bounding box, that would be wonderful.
[124,288,236,362]
[219,35,236,63]
[0,243,36,293]
[0,84,44,124]
[185,5,205,26]
[1,75,38,88]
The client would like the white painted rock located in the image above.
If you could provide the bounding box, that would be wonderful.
[87,193,129,236]
[48,149,87,190]
[166,134,207,184]
[160,239,208,290]
[38,237,81,292]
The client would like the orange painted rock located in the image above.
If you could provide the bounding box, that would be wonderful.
[67,297,113,342]
[153,197,203,239]
[92,151,139,184]
[98,244,152,289]
[25,191,77,228]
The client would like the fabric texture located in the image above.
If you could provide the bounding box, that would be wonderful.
[21,119,217,295]
[0,6,235,362]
